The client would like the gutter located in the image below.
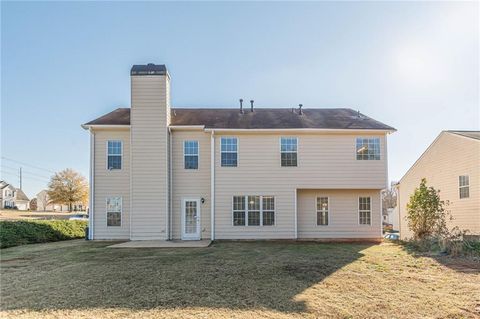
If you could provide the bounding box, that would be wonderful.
[168,127,173,240]
[204,128,396,134]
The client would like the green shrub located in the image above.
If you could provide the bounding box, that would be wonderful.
[0,220,87,249]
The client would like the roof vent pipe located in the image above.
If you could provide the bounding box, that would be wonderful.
[250,100,254,112]
[239,99,244,114]
[298,104,303,115]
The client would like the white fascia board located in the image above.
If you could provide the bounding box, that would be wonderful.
[203,128,395,134]
[81,124,130,130]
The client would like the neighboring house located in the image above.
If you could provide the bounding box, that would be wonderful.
[385,207,399,231]
[0,181,30,210]
[36,190,85,212]
[397,131,480,239]
[82,63,395,241]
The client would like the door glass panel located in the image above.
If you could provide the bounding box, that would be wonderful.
[184,201,198,234]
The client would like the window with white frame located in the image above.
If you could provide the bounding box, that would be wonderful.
[232,195,275,226]
[356,138,380,160]
[359,197,371,225]
[106,197,122,226]
[107,140,122,170]
[184,140,199,169]
[281,137,298,167]
[459,175,470,199]
[317,197,329,226]
[221,137,238,167]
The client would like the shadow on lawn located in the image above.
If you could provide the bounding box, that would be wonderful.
[0,240,373,314]
[397,241,480,274]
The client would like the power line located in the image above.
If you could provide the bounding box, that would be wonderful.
[1,157,56,173]
[0,165,51,180]
[0,170,49,183]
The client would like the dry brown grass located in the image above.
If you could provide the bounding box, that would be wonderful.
[1,240,479,318]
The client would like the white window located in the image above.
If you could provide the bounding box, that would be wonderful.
[107,140,122,170]
[221,137,238,167]
[359,197,371,225]
[317,197,329,226]
[106,197,122,226]
[184,140,199,169]
[232,195,275,226]
[356,138,380,160]
[281,137,298,167]
[459,175,469,199]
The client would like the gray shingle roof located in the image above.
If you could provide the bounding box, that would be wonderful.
[84,107,395,130]
[15,188,29,201]
[448,131,480,140]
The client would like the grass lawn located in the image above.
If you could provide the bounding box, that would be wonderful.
[1,240,479,319]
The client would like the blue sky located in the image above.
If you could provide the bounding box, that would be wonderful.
[1,1,478,198]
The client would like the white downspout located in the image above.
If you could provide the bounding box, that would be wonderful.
[210,130,215,240]
[89,128,95,240]
[169,127,173,240]
[294,188,297,239]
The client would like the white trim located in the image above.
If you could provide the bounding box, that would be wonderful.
[183,140,199,170]
[129,126,132,240]
[106,196,122,227]
[459,175,470,199]
[205,128,395,134]
[106,140,123,170]
[169,125,205,131]
[315,196,330,226]
[88,129,95,239]
[169,128,173,240]
[358,196,372,226]
[165,126,169,240]
[210,131,215,240]
[181,198,201,240]
[81,124,130,130]
[379,190,383,236]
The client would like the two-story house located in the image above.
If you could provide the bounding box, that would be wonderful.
[82,64,395,241]
[0,181,30,210]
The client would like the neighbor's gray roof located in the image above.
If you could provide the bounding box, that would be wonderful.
[448,131,480,140]
[15,188,29,201]
[84,107,395,130]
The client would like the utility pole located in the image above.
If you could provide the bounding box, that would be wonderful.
[19,167,22,189]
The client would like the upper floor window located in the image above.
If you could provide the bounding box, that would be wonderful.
[317,197,329,226]
[281,137,297,167]
[221,137,238,167]
[459,175,469,199]
[184,140,199,169]
[106,197,122,227]
[356,138,380,160]
[359,197,371,225]
[107,140,122,170]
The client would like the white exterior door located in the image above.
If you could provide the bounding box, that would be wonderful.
[181,198,201,240]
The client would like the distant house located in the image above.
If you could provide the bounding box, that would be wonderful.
[0,181,30,210]
[385,207,399,231]
[397,131,480,239]
[36,190,85,212]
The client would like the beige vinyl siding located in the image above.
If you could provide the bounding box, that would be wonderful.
[297,189,381,239]
[214,132,387,239]
[92,129,130,239]
[130,75,170,240]
[398,132,480,239]
[171,131,211,239]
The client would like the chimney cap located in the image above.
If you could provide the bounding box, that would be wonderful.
[131,64,167,76]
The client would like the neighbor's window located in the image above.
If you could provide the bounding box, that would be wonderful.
[359,197,371,225]
[233,196,246,226]
[317,197,329,226]
[107,140,122,170]
[221,137,238,167]
[356,138,380,160]
[459,175,470,199]
[106,197,122,227]
[281,137,298,167]
[232,195,275,226]
[184,140,199,169]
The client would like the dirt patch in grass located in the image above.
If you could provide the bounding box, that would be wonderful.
[0,241,479,318]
